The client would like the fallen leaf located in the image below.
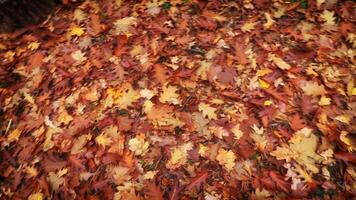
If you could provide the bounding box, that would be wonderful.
[198,103,217,120]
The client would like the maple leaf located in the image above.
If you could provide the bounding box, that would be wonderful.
[258,79,270,89]
[114,17,137,35]
[241,21,257,32]
[334,114,351,124]
[143,171,158,180]
[198,103,217,120]
[320,10,336,26]
[216,148,236,171]
[263,13,275,29]
[57,110,73,125]
[159,84,181,105]
[299,80,326,96]
[48,168,68,191]
[95,133,113,148]
[128,134,149,156]
[146,0,161,16]
[107,83,140,109]
[250,124,267,151]
[318,95,331,106]
[28,192,43,200]
[231,124,243,140]
[5,128,22,144]
[71,50,87,64]
[289,132,322,173]
[71,133,92,154]
[74,8,86,23]
[28,41,40,51]
[145,182,164,200]
[268,53,291,70]
[167,142,193,169]
[69,27,85,37]
[108,165,131,185]
[270,146,299,162]
[197,61,211,80]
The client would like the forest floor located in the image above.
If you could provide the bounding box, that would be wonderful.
[0,0,355,199]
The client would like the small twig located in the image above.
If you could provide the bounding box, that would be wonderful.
[5,119,12,134]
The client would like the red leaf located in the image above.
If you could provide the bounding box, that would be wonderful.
[334,152,356,163]
[233,39,248,65]
[270,171,290,193]
[288,114,306,131]
[186,171,208,190]
[146,182,164,200]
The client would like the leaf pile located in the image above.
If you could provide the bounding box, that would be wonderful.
[0,0,355,199]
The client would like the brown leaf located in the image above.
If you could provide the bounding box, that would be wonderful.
[233,39,248,65]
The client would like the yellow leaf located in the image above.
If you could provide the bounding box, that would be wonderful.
[318,96,331,106]
[143,170,158,180]
[231,124,243,140]
[256,68,272,77]
[263,13,275,29]
[258,79,270,89]
[4,50,15,60]
[95,133,113,148]
[128,134,149,155]
[71,133,92,154]
[320,10,336,26]
[198,103,217,120]
[140,89,155,99]
[25,166,38,178]
[48,168,68,191]
[263,100,273,106]
[57,110,73,125]
[156,116,185,128]
[216,148,236,171]
[334,114,351,124]
[69,27,85,37]
[23,91,35,104]
[159,84,181,105]
[74,9,86,23]
[347,80,356,96]
[299,80,326,96]
[71,50,87,63]
[340,131,356,151]
[143,100,154,114]
[270,146,299,162]
[130,45,144,57]
[7,129,22,143]
[209,98,224,105]
[28,192,43,200]
[294,164,313,183]
[197,61,211,80]
[114,17,137,35]
[84,88,99,102]
[28,41,40,51]
[167,143,193,169]
[268,53,291,70]
[241,21,257,32]
[289,132,322,173]
[251,124,267,150]
[107,83,140,109]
